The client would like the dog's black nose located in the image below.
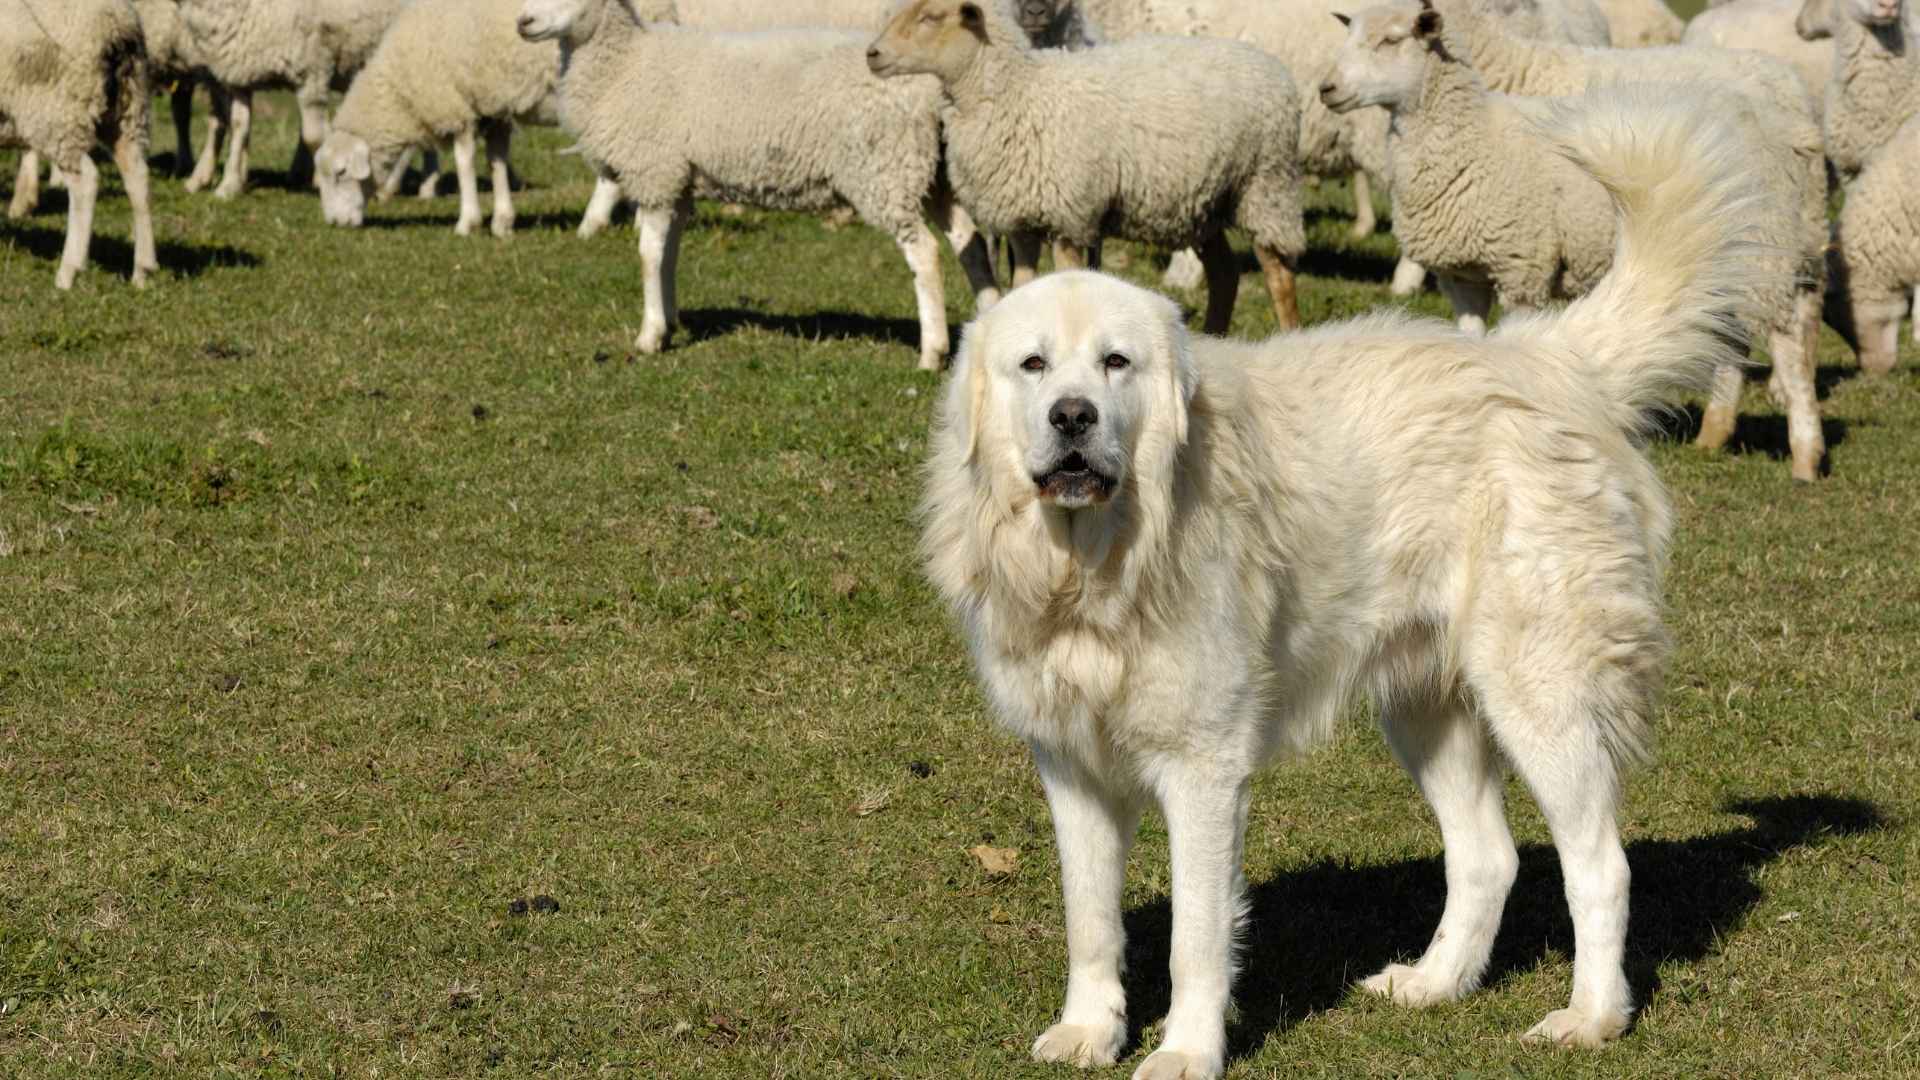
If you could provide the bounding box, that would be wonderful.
[1049,397,1099,438]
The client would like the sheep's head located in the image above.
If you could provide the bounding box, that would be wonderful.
[1320,0,1444,115]
[1015,0,1063,39]
[314,133,373,228]
[517,0,607,45]
[1839,0,1903,28]
[869,0,994,83]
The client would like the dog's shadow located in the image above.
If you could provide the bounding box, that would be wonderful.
[1114,793,1886,1059]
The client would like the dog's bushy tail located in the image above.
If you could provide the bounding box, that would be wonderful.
[1521,85,1770,433]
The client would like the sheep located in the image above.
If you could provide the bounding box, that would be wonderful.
[173,0,413,198]
[1826,113,1920,374]
[1795,0,1920,179]
[515,0,1001,370]
[869,0,1307,334]
[1325,0,1829,482]
[134,0,233,184]
[314,0,621,238]
[1591,0,1683,45]
[1684,0,1832,122]
[2,0,158,290]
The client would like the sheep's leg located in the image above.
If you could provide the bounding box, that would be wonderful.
[112,133,159,288]
[8,150,40,220]
[187,83,229,193]
[1198,231,1240,336]
[451,128,482,237]
[661,195,691,330]
[214,89,252,199]
[416,150,442,199]
[169,82,195,178]
[1052,238,1087,270]
[1437,274,1492,335]
[1911,285,1918,344]
[926,187,1001,312]
[579,169,622,239]
[47,163,66,189]
[635,205,676,354]
[1009,231,1044,287]
[1852,297,1903,376]
[376,146,415,204]
[1391,257,1428,297]
[1162,247,1204,292]
[896,220,951,371]
[1694,364,1742,451]
[289,84,328,189]
[53,155,99,290]
[1349,169,1377,240]
[1255,243,1300,330]
[485,123,515,237]
[1770,293,1825,482]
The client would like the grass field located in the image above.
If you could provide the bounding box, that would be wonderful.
[3,82,1918,1079]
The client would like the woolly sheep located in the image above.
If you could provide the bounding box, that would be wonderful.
[173,0,412,198]
[666,0,1099,47]
[515,0,1001,370]
[1325,0,1830,481]
[1684,0,1831,122]
[314,0,621,238]
[2,0,158,289]
[1591,0,1682,45]
[1826,113,1920,373]
[869,0,1307,333]
[1795,0,1920,178]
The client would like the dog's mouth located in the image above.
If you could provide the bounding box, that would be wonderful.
[1033,451,1116,506]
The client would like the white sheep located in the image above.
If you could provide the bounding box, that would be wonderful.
[869,0,1307,334]
[314,0,621,238]
[1591,0,1682,45]
[1326,0,1829,482]
[1795,0,1920,178]
[516,0,1001,370]
[2,0,158,289]
[173,0,413,198]
[1827,113,1920,373]
[1684,0,1832,122]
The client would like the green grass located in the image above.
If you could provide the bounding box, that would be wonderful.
[3,91,1917,1079]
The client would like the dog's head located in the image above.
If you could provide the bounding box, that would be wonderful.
[941,271,1197,514]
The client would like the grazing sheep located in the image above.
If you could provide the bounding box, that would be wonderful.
[1685,0,1832,122]
[2,0,158,289]
[1592,0,1683,45]
[1326,0,1829,481]
[174,0,413,198]
[134,0,233,184]
[516,0,1001,370]
[869,0,1307,334]
[315,0,621,237]
[1826,115,1920,373]
[1796,0,1919,178]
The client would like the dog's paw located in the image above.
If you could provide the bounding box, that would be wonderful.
[1522,1006,1630,1048]
[1130,1048,1221,1080]
[1031,1021,1125,1068]
[1360,962,1468,1007]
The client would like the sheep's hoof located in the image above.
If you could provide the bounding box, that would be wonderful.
[1693,407,1737,451]
[1349,220,1377,241]
[454,218,479,237]
[491,217,515,239]
[213,184,244,201]
[54,268,77,291]
[636,328,667,354]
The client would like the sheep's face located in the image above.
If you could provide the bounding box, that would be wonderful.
[315,133,373,228]
[1840,0,1902,27]
[1015,0,1062,39]
[868,0,992,83]
[1320,2,1440,115]
[517,0,600,44]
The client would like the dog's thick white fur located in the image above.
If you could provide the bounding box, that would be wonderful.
[922,85,1769,1080]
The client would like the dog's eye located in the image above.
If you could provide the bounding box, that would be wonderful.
[1020,355,1046,373]
[1103,353,1130,371]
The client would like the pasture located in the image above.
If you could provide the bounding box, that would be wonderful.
[3,91,1918,1078]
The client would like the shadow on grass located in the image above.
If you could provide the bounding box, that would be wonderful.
[1651,404,1852,475]
[1227,238,1400,287]
[3,221,260,281]
[679,306,922,353]
[1113,793,1886,1061]
[359,210,589,234]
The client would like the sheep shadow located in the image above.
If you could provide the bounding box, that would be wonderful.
[1229,241,1400,288]
[1112,793,1885,1061]
[1650,404,1851,472]
[677,306,923,353]
[1,221,259,281]
[358,210,589,234]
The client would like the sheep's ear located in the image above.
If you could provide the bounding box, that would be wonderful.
[1413,1,1442,37]
[1331,11,1350,26]
[348,141,372,181]
[958,1,987,38]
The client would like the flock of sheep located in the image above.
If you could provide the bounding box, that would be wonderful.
[3,0,1918,483]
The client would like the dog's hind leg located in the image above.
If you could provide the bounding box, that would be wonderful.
[1029,747,1140,1069]
[1362,691,1517,1007]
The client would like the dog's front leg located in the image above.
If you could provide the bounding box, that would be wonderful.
[1031,746,1141,1069]
[1135,764,1251,1080]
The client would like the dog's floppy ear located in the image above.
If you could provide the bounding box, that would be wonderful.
[944,322,991,465]
[1157,297,1198,448]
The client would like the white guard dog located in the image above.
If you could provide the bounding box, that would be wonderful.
[921,85,1769,1080]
